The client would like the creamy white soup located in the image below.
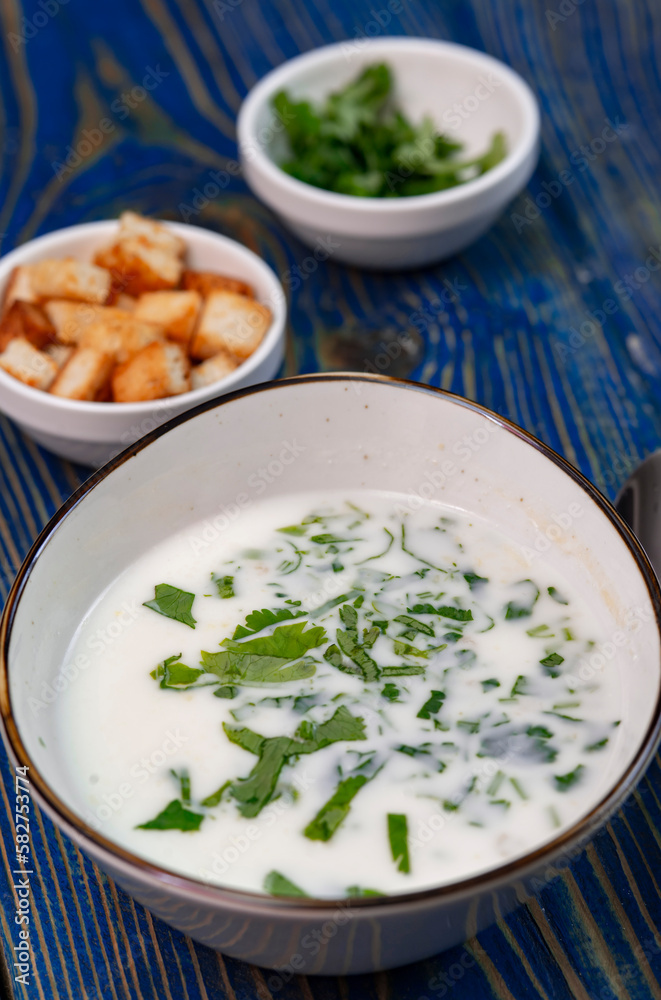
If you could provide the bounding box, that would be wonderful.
[56,492,622,898]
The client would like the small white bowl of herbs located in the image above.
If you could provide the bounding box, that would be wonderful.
[238,37,540,269]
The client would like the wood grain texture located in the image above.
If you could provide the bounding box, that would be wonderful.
[0,0,660,996]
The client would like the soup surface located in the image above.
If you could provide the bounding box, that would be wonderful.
[56,491,621,898]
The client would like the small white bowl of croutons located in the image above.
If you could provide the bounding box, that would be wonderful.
[0,213,286,466]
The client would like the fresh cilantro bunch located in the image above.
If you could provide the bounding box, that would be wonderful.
[272,63,506,198]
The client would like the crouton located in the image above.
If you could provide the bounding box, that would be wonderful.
[43,301,131,346]
[49,348,114,401]
[134,290,201,346]
[0,301,55,351]
[114,293,138,311]
[112,341,190,402]
[28,259,111,304]
[95,240,183,296]
[2,266,36,315]
[182,269,254,299]
[79,314,164,364]
[116,211,186,259]
[0,338,58,390]
[44,343,74,369]
[191,350,240,390]
[190,291,271,361]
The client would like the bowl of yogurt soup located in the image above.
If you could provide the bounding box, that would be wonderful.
[1,373,660,975]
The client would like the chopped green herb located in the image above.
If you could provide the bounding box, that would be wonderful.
[202,621,326,686]
[137,799,204,832]
[214,685,238,699]
[200,781,231,808]
[277,525,308,536]
[394,614,435,636]
[264,871,308,897]
[417,690,445,720]
[554,764,585,791]
[387,813,410,873]
[481,678,501,691]
[223,706,366,817]
[548,586,569,605]
[464,571,489,590]
[212,574,235,599]
[273,64,506,199]
[358,527,394,564]
[504,580,539,620]
[527,624,554,638]
[381,682,400,702]
[170,768,191,803]
[540,651,564,677]
[509,777,528,800]
[380,664,426,676]
[487,770,505,796]
[585,737,609,752]
[510,675,528,697]
[457,719,481,734]
[143,584,196,628]
[232,607,307,640]
[151,654,206,689]
[304,774,369,841]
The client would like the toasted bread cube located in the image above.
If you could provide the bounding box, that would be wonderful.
[2,266,36,315]
[95,240,183,296]
[114,293,138,311]
[49,348,114,400]
[43,301,133,346]
[0,301,55,351]
[117,211,185,259]
[79,314,164,365]
[0,338,58,390]
[182,270,254,299]
[112,341,190,402]
[28,259,111,304]
[191,350,240,390]
[134,290,201,346]
[191,291,271,361]
[44,343,74,369]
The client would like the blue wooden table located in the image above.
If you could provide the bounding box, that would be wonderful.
[1,1,661,997]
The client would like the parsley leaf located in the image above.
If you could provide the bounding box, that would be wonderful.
[143,584,196,628]
[151,653,208,689]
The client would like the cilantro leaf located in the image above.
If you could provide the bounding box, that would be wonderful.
[304,774,369,841]
[387,813,410,873]
[264,871,308,897]
[143,584,196,628]
[137,799,204,832]
[202,621,325,685]
[232,607,307,639]
[464,571,489,590]
[223,706,366,817]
